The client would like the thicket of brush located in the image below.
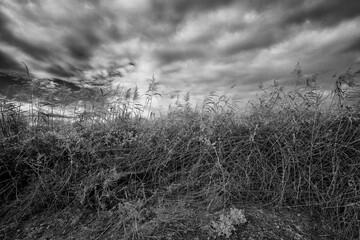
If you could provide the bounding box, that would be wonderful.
[1,66,359,239]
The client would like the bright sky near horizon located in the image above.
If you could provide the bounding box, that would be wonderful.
[0,0,360,112]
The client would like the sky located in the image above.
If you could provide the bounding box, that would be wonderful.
[0,0,360,114]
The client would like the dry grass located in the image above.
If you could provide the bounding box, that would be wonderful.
[0,65,360,239]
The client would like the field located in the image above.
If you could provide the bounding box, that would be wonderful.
[1,67,360,239]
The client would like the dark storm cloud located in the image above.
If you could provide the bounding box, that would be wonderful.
[220,0,360,56]
[0,9,9,28]
[243,0,305,11]
[341,37,360,53]
[0,49,22,71]
[0,1,124,74]
[66,41,93,61]
[47,64,77,78]
[223,28,285,55]
[242,0,360,26]
[154,46,206,65]
[106,23,123,41]
[12,0,42,5]
[0,11,52,61]
[164,0,236,12]
[58,8,113,61]
[64,30,101,61]
[284,0,360,27]
[150,0,235,25]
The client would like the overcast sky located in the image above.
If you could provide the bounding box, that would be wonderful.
[1,0,360,112]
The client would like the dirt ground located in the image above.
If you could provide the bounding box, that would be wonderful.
[0,201,337,240]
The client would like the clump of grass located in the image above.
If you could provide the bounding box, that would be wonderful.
[0,98,27,137]
[0,65,360,239]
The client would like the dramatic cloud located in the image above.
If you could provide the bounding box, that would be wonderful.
[341,36,360,53]
[0,11,53,62]
[154,45,206,66]
[46,64,78,78]
[284,0,360,27]
[150,0,236,25]
[0,49,22,71]
[0,0,359,111]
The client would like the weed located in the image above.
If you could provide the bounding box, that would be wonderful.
[1,65,360,239]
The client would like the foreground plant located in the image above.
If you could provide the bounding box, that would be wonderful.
[206,207,247,238]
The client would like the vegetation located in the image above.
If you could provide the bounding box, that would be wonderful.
[0,65,360,239]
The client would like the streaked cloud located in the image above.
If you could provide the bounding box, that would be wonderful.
[0,0,359,111]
